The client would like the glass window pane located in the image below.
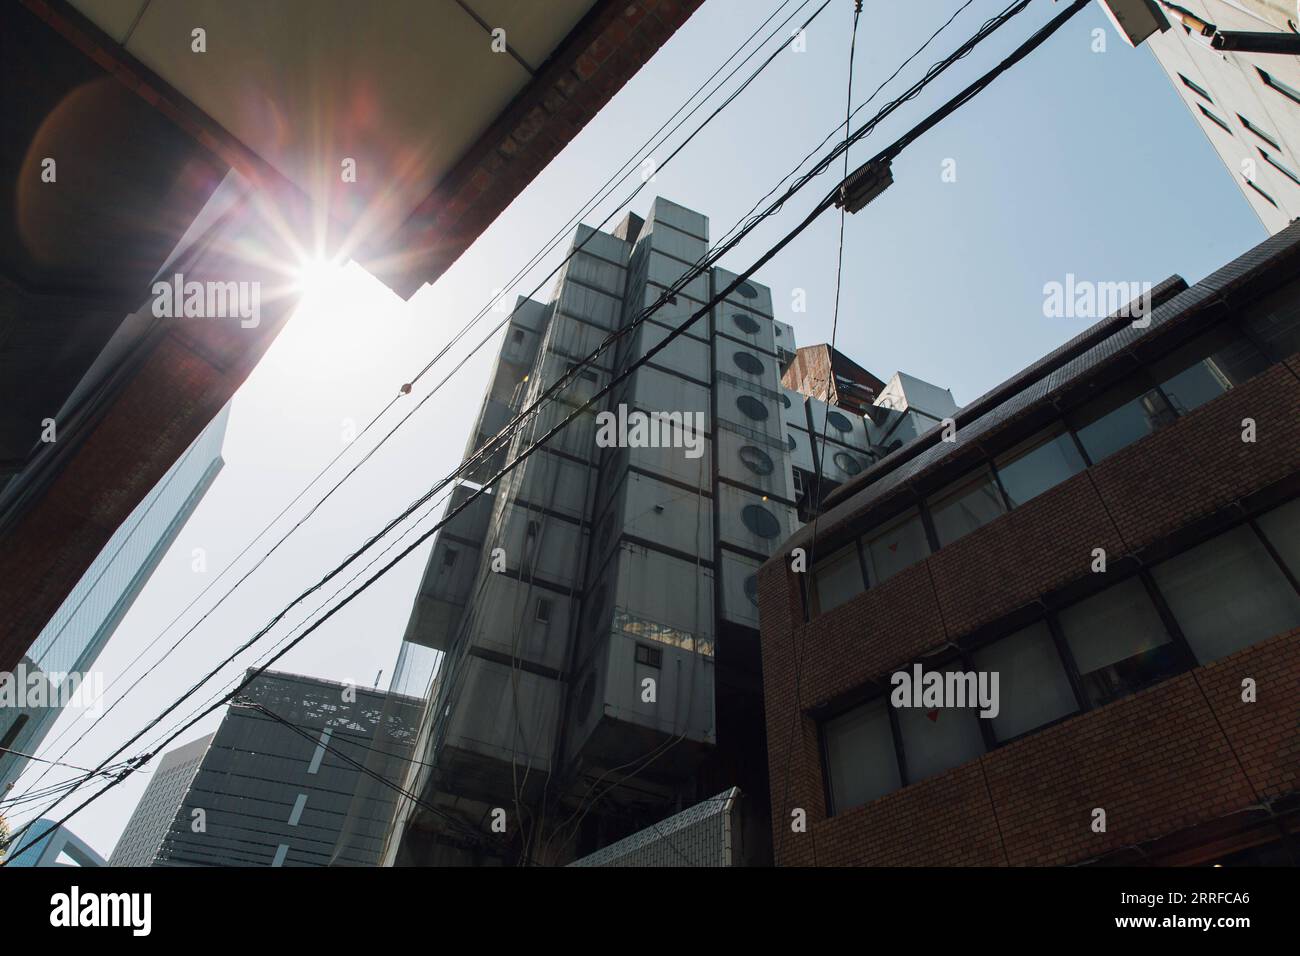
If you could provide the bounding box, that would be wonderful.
[814,544,864,615]
[824,700,901,814]
[1152,526,1300,664]
[972,621,1077,741]
[1152,326,1270,415]
[1256,498,1300,579]
[1240,277,1300,361]
[1072,377,1176,464]
[863,509,930,585]
[896,671,986,784]
[1057,577,1180,707]
[928,469,1006,547]
[995,428,1086,507]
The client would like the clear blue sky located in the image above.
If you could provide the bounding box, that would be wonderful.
[9,0,1266,858]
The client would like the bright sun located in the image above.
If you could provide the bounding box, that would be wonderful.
[295,257,348,301]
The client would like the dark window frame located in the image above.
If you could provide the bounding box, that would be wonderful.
[814,496,1300,815]
[802,312,1290,622]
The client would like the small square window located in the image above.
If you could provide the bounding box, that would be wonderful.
[928,468,1006,548]
[824,699,900,814]
[1057,577,1181,708]
[442,548,458,568]
[1178,72,1214,103]
[863,508,929,585]
[1070,375,1175,464]
[634,644,662,668]
[1151,325,1269,415]
[1152,525,1300,664]
[995,427,1085,507]
[1239,277,1300,361]
[1197,103,1234,136]
[535,598,552,624]
[1258,68,1300,106]
[1244,175,1279,208]
[1238,115,1281,150]
[813,543,864,615]
[1260,149,1300,187]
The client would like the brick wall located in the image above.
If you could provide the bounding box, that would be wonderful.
[759,362,1300,866]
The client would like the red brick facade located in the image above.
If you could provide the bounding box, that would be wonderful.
[759,332,1300,867]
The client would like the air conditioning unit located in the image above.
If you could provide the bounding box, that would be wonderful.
[1099,0,1169,47]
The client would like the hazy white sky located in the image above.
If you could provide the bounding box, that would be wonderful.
[9,0,1266,858]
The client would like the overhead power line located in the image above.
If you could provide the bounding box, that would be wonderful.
[12,0,821,808]
[4,0,1086,864]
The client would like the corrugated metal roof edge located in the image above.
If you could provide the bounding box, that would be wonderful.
[772,218,1300,565]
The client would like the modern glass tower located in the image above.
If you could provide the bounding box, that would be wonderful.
[0,406,229,795]
[113,671,421,867]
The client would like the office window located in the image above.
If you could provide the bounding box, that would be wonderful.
[824,700,901,814]
[1057,577,1180,707]
[1240,279,1300,360]
[535,598,553,624]
[1245,175,1279,208]
[1257,498,1300,579]
[972,621,1078,742]
[1238,114,1280,150]
[995,427,1085,507]
[863,508,930,585]
[1152,526,1300,664]
[1258,68,1300,106]
[813,544,864,615]
[928,468,1007,547]
[1151,325,1270,414]
[1071,376,1175,464]
[896,670,986,784]
[634,643,662,668]
[1198,103,1234,136]
[1261,149,1300,187]
[1178,73,1214,103]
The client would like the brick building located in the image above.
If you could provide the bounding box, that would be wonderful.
[782,344,888,418]
[758,222,1300,867]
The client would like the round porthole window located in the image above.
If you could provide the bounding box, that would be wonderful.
[736,281,759,299]
[733,351,765,375]
[743,574,760,608]
[826,410,853,433]
[780,392,791,408]
[786,433,797,451]
[732,313,760,335]
[739,445,774,476]
[741,504,781,539]
[735,395,769,421]
[833,451,862,476]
